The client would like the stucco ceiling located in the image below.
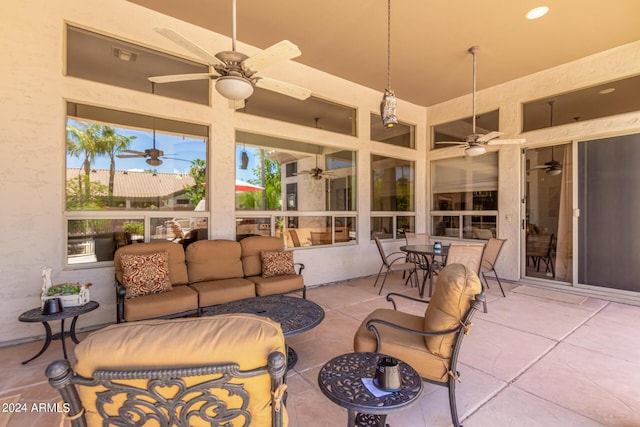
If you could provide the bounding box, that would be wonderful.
[126,0,640,107]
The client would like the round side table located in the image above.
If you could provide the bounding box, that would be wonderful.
[18,300,99,364]
[318,352,423,426]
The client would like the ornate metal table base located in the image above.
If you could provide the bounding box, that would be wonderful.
[318,352,423,427]
[18,301,99,364]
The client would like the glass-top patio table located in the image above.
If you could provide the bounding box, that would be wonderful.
[400,244,449,297]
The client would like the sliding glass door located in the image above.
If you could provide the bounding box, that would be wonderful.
[523,144,573,282]
[578,133,640,292]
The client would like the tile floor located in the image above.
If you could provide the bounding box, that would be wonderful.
[1,273,639,426]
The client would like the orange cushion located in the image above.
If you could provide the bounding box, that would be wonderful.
[120,251,172,299]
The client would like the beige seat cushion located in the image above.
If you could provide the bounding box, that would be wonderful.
[423,263,482,357]
[190,277,256,306]
[186,240,244,283]
[240,236,285,277]
[74,314,287,427]
[353,308,450,382]
[114,241,189,286]
[247,274,304,296]
[122,285,198,322]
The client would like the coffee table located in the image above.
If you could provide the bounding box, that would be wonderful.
[202,294,324,369]
[18,300,99,364]
[318,352,423,426]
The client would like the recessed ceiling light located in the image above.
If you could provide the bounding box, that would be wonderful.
[112,47,137,62]
[526,6,549,20]
[599,88,616,95]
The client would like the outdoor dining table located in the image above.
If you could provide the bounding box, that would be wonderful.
[400,244,449,297]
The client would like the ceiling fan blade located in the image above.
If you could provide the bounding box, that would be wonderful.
[530,165,550,170]
[243,40,302,71]
[117,154,145,158]
[476,131,503,143]
[122,149,145,155]
[486,138,526,145]
[256,77,311,100]
[154,27,223,65]
[148,73,217,84]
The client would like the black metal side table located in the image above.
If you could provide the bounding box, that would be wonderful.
[18,300,99,364]
[318,352,423,427]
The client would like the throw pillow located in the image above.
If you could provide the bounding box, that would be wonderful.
[120,251,172,299]
[261,250,296,278]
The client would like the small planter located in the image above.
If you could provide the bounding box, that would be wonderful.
[43,283,91,308]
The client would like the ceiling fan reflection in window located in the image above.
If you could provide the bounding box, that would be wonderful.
[116,128,190,166]
[148,0,311,105]
[436,46,525,156]
[528,102,563,176]
[294,154,334,180]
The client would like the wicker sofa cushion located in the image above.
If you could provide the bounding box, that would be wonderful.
[186,240,244,283]
[120,251,172,298]
[74,314,287,427]
[423,263,482,357]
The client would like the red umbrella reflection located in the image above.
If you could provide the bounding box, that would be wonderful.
[235,179,264,193]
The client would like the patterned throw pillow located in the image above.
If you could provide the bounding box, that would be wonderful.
[261,251,296,278]
[120,251,172,299]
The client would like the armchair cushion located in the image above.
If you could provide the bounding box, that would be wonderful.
[423,263,482,356]
[73,314,287,427]
[261,251,296,278]
[120,251,172,298]
[354,308,451,382]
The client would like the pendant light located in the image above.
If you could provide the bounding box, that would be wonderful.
[380,0,398,128]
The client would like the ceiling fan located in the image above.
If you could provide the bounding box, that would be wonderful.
[295,154,334,180]
[529,102,563,176]
[116,128,187,166]
[530,145,563,176]
[148,0,311,103]
[437,46,525,156]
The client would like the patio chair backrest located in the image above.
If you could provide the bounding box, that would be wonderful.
[405,232,430,246]
[446,244,485,274]
[481,238,506,273]
[373,236,390,267]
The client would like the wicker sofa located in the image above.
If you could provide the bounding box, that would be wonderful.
[114,236,305,323]
[46,314,288,427]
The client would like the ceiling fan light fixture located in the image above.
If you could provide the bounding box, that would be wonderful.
[215,75,254,101]
[546,167,562,176]
[146,158,162,167]
[465,145,486,157]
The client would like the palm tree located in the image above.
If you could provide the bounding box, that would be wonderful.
[100,127,136,206]
[66,123,134,206]
[67,123,104,202]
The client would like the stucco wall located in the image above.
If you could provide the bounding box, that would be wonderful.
[1,0,639,344]
[0,0,427,343]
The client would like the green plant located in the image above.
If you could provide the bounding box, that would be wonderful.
[123,221,144,235]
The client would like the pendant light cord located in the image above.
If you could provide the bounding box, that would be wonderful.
[387,0,391,89]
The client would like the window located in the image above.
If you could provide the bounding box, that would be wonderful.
[431,110,499,150]
[65,103,208,265]
[370,114,415,148]
[371,155,415,239]
[235,132,357,247]
[431,153,498,240]
[240,88,357,136]
[66,25,209,105]
[523,74,640,132]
